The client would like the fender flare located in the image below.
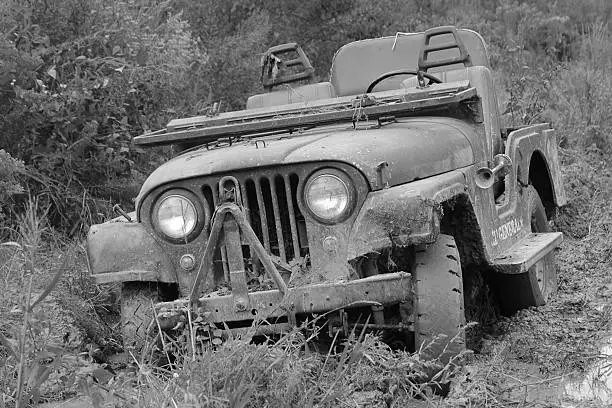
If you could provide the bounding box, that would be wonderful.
[87,221,177,285]
[346,169,467,260]
[506,125,567,208]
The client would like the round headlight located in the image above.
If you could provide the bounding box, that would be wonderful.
[304,172,352,222]
[155,194,198,239]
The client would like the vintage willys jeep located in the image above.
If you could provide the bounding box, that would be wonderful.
[87,27,566,358]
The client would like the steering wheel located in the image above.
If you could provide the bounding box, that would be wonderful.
[366,70,443,93]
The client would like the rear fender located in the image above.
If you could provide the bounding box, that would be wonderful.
[87,221,177,284]
[506,125,567,207]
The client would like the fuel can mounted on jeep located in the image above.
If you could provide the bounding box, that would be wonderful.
[87,26,566,358]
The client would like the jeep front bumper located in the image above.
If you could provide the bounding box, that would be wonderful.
[157,271,412,329]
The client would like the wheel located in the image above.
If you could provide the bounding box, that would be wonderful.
[366,70,442,93]
[413,234,465,362]
[496,185,557,315]
[121,282,161,353]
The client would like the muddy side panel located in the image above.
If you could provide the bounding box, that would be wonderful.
[347,169,468,260]
[463,124,566,264]
[87,221,177,284]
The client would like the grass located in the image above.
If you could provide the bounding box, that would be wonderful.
[0,200,118,408]
[74,325,472,407]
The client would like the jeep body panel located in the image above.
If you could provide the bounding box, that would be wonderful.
[467,124,566,262]
[88,119,567,287]
[348,121,567,265]
[347,168,467,259]
[509,126,567,207]
[87,221,177,284]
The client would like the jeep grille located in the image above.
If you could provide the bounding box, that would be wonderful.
[202,170,308,270]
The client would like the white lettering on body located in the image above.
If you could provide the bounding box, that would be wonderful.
[491,217,524,246]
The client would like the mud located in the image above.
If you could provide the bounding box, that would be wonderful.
[564,334,612,404]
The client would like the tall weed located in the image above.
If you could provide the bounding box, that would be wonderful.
[91,323,471,407]
[547,21,612,149]
[0,201,74,407]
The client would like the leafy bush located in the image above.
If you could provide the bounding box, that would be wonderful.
[0,150,24,228]
[0,0,206,234]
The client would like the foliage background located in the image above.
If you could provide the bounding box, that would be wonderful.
[0,0,610,236]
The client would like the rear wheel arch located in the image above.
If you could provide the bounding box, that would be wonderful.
[528,150,555,216]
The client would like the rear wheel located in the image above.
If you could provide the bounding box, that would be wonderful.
[497,185,557,315]
[413,234,465,362]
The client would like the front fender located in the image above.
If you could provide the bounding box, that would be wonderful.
[87,221,177,284]
[347,169,467,260]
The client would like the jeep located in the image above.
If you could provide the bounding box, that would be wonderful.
[87,26,566,359]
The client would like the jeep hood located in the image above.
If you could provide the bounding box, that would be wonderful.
[137,117,476,201]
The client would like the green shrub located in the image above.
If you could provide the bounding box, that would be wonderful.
[0,150,24,229]
[0,0,206,234]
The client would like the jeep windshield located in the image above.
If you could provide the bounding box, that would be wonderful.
[134,28,488,148]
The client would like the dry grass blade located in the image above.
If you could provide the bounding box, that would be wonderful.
[15,275,33,408]
[151,299,173,368]
[27,255,68,312]
[0,242,22,249]
[0,331,17,358]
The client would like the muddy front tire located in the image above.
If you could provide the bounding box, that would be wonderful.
[496,185,557,315]
[414,234,465,362]
[121,282,160,353]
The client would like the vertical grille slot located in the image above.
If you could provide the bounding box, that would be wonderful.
[244,179,262,239]
[254,177,272,252]
[284,173,301,259]
[240,182,251,224]
[269,176,287,262]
